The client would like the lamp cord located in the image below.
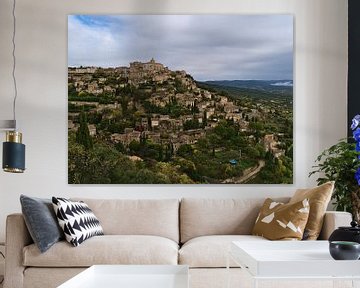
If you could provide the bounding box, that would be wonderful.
[11,0,17,128]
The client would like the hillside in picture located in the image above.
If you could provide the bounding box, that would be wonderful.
[68,15,293,184]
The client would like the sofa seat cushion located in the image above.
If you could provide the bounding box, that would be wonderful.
[23,235,179,267]
[179,235,267,268]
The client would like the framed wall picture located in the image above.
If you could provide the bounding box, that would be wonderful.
[68,15,293,184]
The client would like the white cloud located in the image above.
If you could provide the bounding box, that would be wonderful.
[68,15,293,80]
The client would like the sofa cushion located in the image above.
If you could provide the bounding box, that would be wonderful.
[180,198,289,243]
[20,195,64,253]
[72,199,179,243]
[52,197,104,247]
[252,198,310,240]
[23,235,178,267]
[290,181,334,240]
[179,235,267,268]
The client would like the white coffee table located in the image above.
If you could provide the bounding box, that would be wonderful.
[228,241,360,288]
[58,265,189,288]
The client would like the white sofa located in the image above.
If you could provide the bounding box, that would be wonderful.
[4,198,352,288]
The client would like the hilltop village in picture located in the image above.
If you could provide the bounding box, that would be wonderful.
[68,58,293,184]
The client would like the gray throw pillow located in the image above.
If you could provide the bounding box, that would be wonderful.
[20,195,64,253]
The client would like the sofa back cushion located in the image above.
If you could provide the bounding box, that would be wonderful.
[180,198,289,243]
[72,198,179,243]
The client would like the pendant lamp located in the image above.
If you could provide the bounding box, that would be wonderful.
[1,0,26,173]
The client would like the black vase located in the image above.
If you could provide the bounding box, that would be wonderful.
[328,221,360,244]
[329,241,360,260]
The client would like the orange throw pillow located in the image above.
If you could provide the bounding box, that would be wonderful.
[289,181,334,240]
[252,198,310,240]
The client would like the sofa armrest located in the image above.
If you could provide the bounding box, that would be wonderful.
[318,211,352,240]
[4,213,32,288]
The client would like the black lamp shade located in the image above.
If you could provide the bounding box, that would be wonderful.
[2,141,25,173]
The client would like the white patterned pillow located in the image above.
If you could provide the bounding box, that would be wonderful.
[52,197,104,246]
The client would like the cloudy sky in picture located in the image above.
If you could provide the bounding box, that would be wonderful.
[68,15,293,81]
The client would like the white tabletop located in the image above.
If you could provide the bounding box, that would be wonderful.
[231,241,360,278]
[58,265,189,288]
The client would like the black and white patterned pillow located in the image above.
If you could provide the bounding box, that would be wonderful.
[52,197,104,247]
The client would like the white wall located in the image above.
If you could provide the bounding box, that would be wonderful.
[0,0,348,242]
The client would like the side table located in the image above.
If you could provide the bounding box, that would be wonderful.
[58,265,189,288]
[227,241,360,288]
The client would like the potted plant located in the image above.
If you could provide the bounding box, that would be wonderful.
[309,115,360,222]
